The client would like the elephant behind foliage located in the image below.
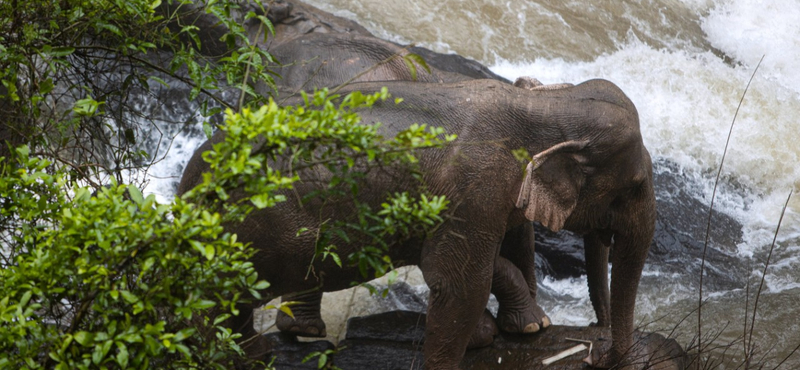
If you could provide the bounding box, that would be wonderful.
[178,78,655,369]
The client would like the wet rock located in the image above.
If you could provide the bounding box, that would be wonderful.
[648,159,746,289]
[533,158,746,289]
[463,326,687,370]
[335,339,425,370]
[263,332,335,369]
[344,311,426,343]
[534,226,586,280]
[265,310,687,370]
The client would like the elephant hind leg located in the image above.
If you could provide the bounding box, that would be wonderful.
[493,256,551,334]
[276,291,327,337]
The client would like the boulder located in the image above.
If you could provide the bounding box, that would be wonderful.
[533,158,746,291]
[263,310,688,370]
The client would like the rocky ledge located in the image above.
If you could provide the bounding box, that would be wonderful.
[265,311,687,370]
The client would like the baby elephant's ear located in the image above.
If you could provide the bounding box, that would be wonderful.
[515,140,589,232]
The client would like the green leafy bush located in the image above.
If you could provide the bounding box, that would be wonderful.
[0,146,265,369]
[0,89,454,369]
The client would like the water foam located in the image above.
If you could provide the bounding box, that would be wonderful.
[702,0,800,95]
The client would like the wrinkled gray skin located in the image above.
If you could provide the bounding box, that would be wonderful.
[178,78,655,369]
[263,33,473,97]
[256,31,552,346]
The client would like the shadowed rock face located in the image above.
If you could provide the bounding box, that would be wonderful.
[264,310,688,370]
[534,158,745,291]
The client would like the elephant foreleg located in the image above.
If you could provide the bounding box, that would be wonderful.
[587,191,655,369]
[584,231,611,327]
[492,255,550,333]
[276,290,327,337]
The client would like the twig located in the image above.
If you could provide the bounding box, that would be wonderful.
[747,190,792,361]
[697,55,765,368]
[542,343,589,366]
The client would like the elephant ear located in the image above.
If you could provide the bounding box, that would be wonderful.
[515,140,589,232]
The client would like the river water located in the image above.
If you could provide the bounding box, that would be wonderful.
[141,0,800,368]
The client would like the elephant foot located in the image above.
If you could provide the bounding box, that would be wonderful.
[467,309,499,349]
[583,337,648,370]
[496,302,550,334]
[275,307,327,338]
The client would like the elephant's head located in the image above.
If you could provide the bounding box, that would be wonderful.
[514,79,656,367]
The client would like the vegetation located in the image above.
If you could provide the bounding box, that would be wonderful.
[0,0,452,369]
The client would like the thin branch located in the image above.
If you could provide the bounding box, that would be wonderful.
[70,45,233,111]
[329,44,416,96]
[747,190,792,358]
[697,55,764,367]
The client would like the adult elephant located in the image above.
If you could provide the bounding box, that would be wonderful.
[260,31,551,342]
[262,32,474,98]
[178,77,655,369]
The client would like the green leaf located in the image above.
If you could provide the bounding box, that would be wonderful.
[15,145,30,158]
[194,299,216,310]
[404,53,431,75]
[148,75,169,88]
[402,57,417,81]
[213,314,231,326]
[330,252,342,268]
[251,193,270,209]
[204,244,215,260]
[39,78,54,95]
[73,97,104,116]
[120,290,138,304]
[279,304,295,319]
[48,46,76,57]
[116,342,129,368]
[127,185,144,205]
[97,21,122,36]
[252,280,270,290]
[203,121,214,139]
[74,331,94,346]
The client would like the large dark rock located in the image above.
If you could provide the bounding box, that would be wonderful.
[264,310,688,370]
[533,158,746,290]
[263,333,336,369]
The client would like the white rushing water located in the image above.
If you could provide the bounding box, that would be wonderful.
[140,0,800,366]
